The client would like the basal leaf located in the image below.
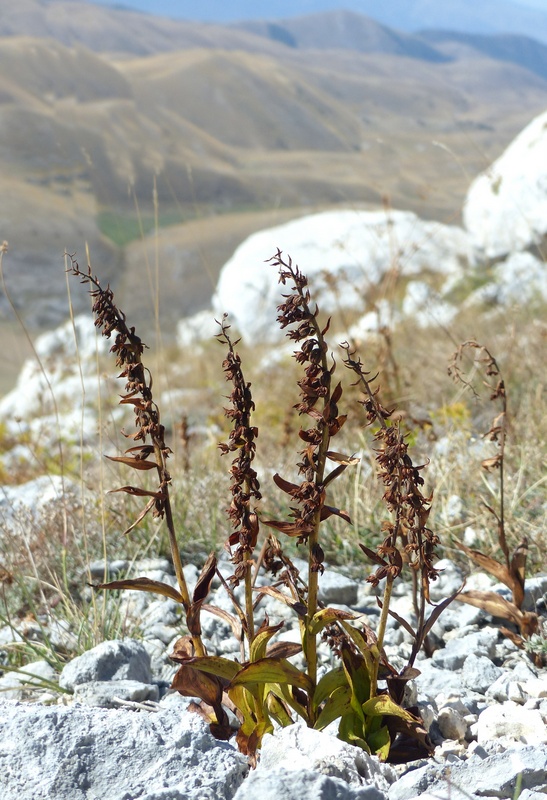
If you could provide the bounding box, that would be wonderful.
[455,542,513,589]
[366,724,391,761]
[266,689,294,727]
[172,655,241,683]
[313,666,346,710]
[230,658,314,695]
[456,589,524,627]
[171,663,222,708]
[314,685,353,731]
[265,641,302,660]
[361,693,416,722]
[250,621,284,663]
[510,537,528,609]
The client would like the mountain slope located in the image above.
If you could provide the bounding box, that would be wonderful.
[0,0,286,55]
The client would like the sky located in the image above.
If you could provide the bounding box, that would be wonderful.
[87,0,547,19]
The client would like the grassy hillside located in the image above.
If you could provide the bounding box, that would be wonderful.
[0,6,546,366]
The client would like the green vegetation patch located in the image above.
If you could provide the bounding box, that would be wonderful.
[97,208,185,247]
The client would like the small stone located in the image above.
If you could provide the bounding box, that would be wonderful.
[414,663,465,701]
[59,639,152,691]
[143,624,179,645]
[437,707,467,741]
[428,559,464,602]
[434,740,466,760]
[525,677,547,698]
[419,703,436,732]
[507,681,528,704]
[73,680,159,707]
[461,653,502,694]
[431,629,498,671]
[387,765,432,800]
[317,570,359,606]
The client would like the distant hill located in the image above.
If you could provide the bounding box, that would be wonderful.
[234,11,449,62]
[420,31,547,80]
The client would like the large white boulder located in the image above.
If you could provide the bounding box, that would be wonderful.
[464,110,547,259]
[212,209,471,342]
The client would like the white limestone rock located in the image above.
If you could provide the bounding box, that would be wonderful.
[0,701,248,800]
[255,719,396,793]
[476,702,547,745]
[212,209,471,342]
[464,110,547,258]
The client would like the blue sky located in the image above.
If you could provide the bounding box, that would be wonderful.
[91,0,547,13]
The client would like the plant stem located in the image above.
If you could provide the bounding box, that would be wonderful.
[371,573,394,696]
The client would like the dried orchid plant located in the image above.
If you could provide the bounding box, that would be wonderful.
[448,341,539,649]
[69,250,450,765]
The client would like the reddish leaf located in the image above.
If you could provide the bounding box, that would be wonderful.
[510,538,528,609]
[272,474,300,496]
[359,543,388,567]
[122,497,157,535]
[265,641,302,659]
[193,553,217,604]
[455,542,513,590]
[96,576,183,603]
[253,586,307,617]
[108,486,162,499]
[201,604,242,639]
[106,455,159,470]
[321,505,351,524]
[325,451,360,466]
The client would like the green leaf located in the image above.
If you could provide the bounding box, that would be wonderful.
[366,724,391,760]
[310,608,356,636]
[250,622,284,663]
[274,682,311,725]
[361,693,416,722]
[314,685,353,731]
[180,656,241,683]
[96,577,183,604]
[230,658,314,696]
[313,666,346,710]
[265,685,294,728]
[339,713,370,753]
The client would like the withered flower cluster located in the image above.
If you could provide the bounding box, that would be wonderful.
[341,344,440,600]
[69,257,170,528]
[217,316,261,586]
[265,250,349,576]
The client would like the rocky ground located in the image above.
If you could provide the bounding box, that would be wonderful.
[0,555,545,800]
